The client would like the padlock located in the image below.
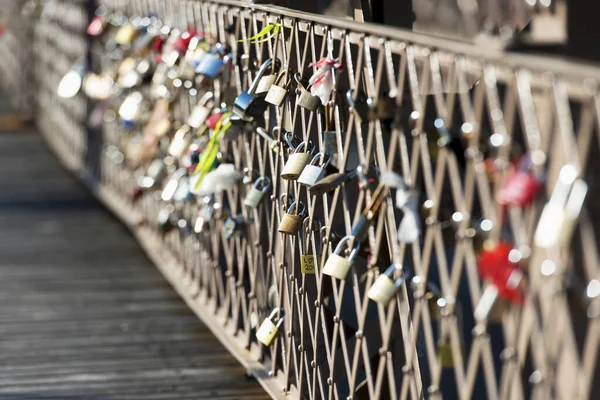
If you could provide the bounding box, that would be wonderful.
[309,170,355,197]
[322,236,361,280]
[233,58,281,120]
[278,201,306,235]
[534,165,587,249]
[57,58,86,99]
[187,92,215,129]
[195,52,222,78]
[114,23,137,45]
[367,264,407,304]
[265,70,291,106]
[256,309,285,346]
[351,182,388,242]
[222,215,248,239]
[281,141,315,180]
[254,62,279,94]
[298,153,330,187]
[119,91,144,127]
[346,89,394,123]
[168,124,192,158]
[294,73,321,111]
[161,168,187,202]
[477,242,525,304]
[87,9,107,37]
[243,177,270,208]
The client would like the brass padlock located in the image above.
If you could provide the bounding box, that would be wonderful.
[243,177,270,208]
[322,236,360,280]
[281,141,315,180]
[278,201,306,235]
[294,73,321,111]
[254,61,279,94]
[187,92,215,129]
[351,181,388,242]
[256,309,285,346]
[114,22,137,45]
[367,264,407,304]
[265,70,291,106]
[298,152,331,187]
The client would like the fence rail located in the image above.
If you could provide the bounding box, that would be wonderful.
[2,1,600,399]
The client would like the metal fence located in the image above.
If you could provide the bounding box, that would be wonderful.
[3,1,600,399]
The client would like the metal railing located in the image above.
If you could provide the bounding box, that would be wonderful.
[3,1,600,399]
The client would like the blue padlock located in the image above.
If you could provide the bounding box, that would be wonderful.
[195,44,232,79]
[233,58,281,120]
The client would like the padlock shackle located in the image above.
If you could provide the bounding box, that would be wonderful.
[253,176,270,191]
[287,201,305,216]
[280,193,295,210]
[303,216,321,232]
[333,235,360,261]
[383,263,409,287]
[309,152,331,168]
[198,91,214,106]
[267,308,285,326]
[248,58,281,96]
[274,69,291,88]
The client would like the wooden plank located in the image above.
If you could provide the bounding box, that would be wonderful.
[0,130,269,399]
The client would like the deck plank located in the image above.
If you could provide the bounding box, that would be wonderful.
[0,130,269,400]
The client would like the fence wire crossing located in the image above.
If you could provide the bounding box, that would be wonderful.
[2,1,600,399]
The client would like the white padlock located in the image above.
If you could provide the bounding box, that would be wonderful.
[281,141,315,180]
[243,177,270,208]
[367,264,407,304]
[298,152,330,187]
[322,236,360,280]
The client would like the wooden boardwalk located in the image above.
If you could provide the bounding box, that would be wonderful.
[0,129,269,400]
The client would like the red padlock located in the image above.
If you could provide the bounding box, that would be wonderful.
[477,242,525,304]
[497,152,543,207]
[205,112,224,130]
[174,30,197,54]
[87,16,106,37]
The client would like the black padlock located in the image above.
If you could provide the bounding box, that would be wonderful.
[233,58,281,120]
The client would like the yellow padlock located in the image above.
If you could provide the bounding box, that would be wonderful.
[256,309,285,346]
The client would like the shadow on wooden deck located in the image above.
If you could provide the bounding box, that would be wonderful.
[0,128,269,400]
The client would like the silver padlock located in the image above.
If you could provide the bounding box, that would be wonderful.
[119,91,144,127]
[281,141,315,180]
[297,152,330,187]
[256,309,285,346]
[294,72,321,111]
[233,58,281,120]
[168,124,192,158]
[161,168,188,202]
[254,62,279,94]
[367,264,407,304]
[265,70,291,106]
[187,92,215,129]
[243,177,270,208]
[278,201,306,235]
[322,236,360,280]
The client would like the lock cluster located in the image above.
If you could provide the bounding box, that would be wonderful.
[47,2,599,398]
